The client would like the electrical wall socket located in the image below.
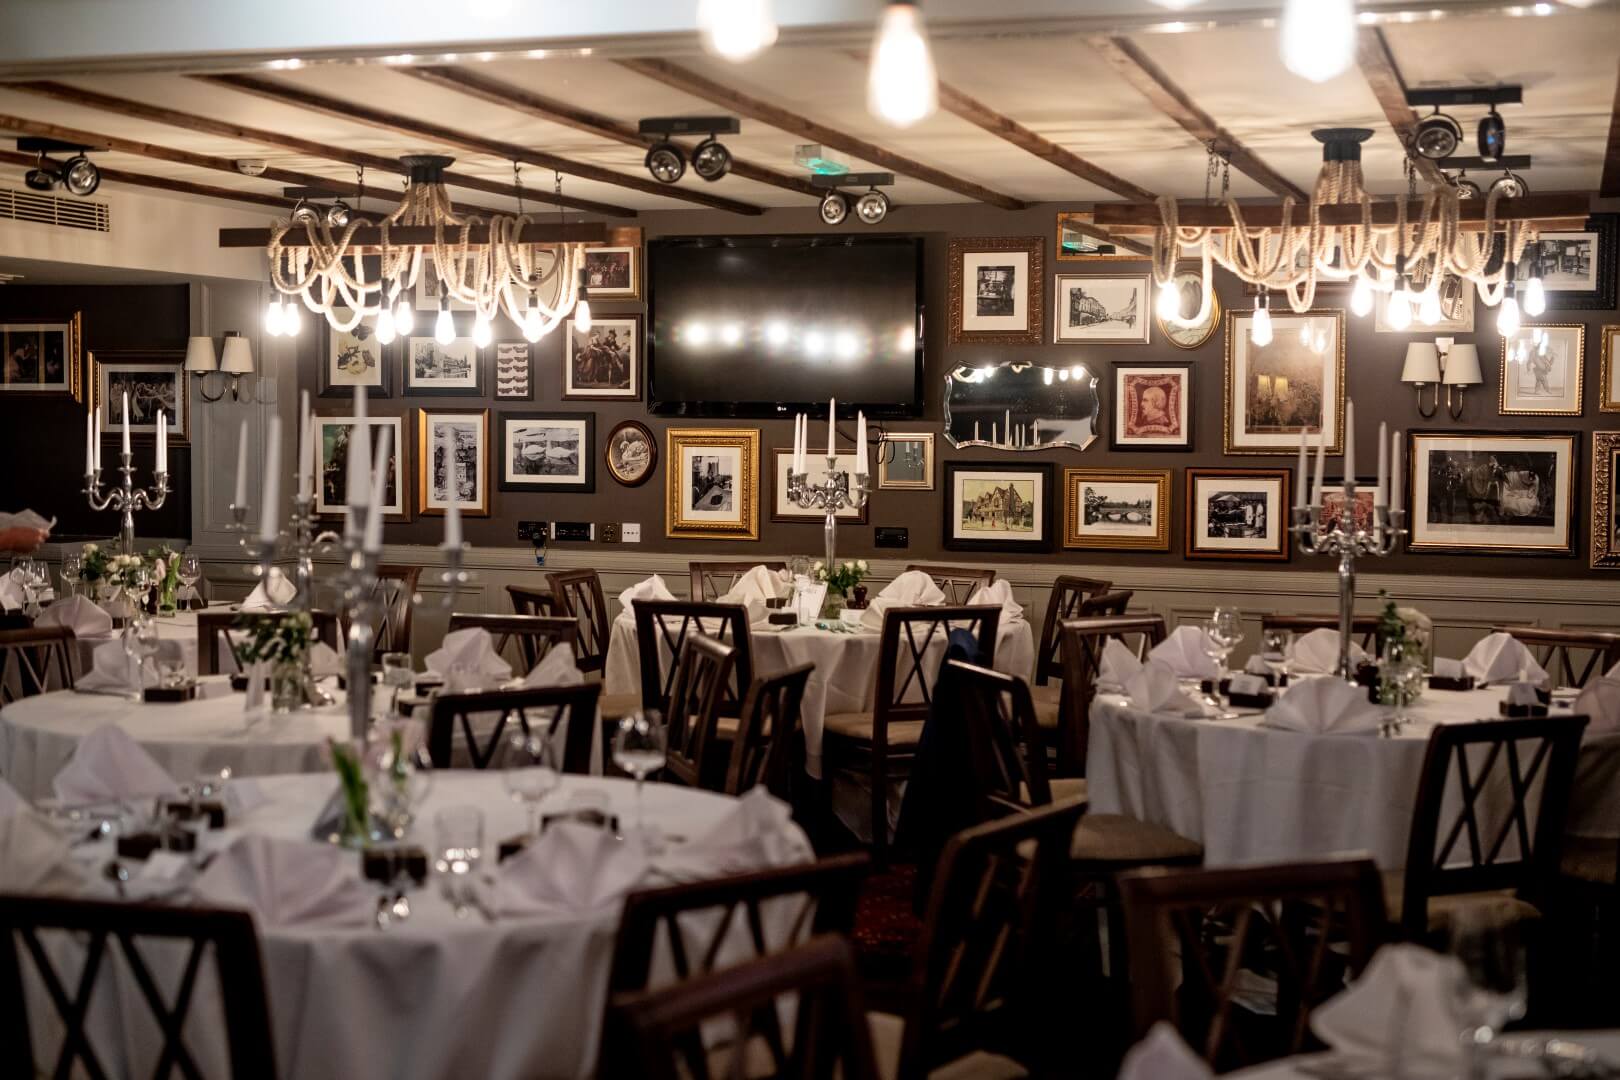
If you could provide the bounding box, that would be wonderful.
[622,523,641,543]
[517,520,547,543]
[600,523,620,543]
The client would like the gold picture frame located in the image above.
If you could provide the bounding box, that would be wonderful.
[1595,325,1619,412]
[1498,323,1585,416]
[1591,431,1620,569]
[1,311,82,402]
[877,432,934,490]
[416,408,491,517]
[1223,308,1346,456]
[948,236,1044,345]
[1062,468,1171,551]
[666,427,760,540]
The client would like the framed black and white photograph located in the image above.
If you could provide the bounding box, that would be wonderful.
[1184,468,1291,561]
[771,450,868,523]
[666,427,759,540]
[1154,268,1221,349]
[605,420,657,487]
[1408,431,1577,556]
[1601,325,1620,413]
[878,432,934,490]
[494,341,532,401]
[1591,432,1620,569]
[1063,468,1170,551]
[499,412,593,494]
[417,408,491,517]
[405,335,483,397]
[1112,362,1193,451]
[414,260,473,311]
[313,414,409,522]
[564,316,640,400]
[1223,309,1345,455]
[582,245,640,300]
[948,236,1043,345]
[1499,324,1585,416]
[1524,214,1617,311]
[320,314,390,397]
[1053,273,1150,345]
[1,313,81,401]
[90,350,188,443]
[942,461,1053,554]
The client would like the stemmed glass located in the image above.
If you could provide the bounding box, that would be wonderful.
[500,729,559,839]
[1380,639,1425,736]
[1199,607,1244,707]
[1447,910,1527,1074]
[381,652,414,716]
[18,559,46,618]
[59,551,82,599]
[375,730,432,840]
[129,614,161,701]
[613,712,667,850]
[1260,628,1289,687]
[177,553,202,607]
[788,555,811,617]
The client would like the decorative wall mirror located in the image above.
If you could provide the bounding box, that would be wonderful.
[943,361,1100,453]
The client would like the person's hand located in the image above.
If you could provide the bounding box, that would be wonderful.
[0,527,48,554]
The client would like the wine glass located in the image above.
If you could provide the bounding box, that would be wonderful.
[1206,608,1244,677]
[381,652,414,715]
[17,559,44,618]
[1260,628,1289,686]
[788,555,811,616]
[375,731,432,840]
[1447,909,1527,1069]
[177,553,202,606]
[133,614,161,685]
[59,551,82,599]
[613,712,667,850]
[499,729,559,839]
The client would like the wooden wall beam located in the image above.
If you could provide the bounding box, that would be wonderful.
[1355,28,1448,189]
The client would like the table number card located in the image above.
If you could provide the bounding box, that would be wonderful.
[796,583,827,624]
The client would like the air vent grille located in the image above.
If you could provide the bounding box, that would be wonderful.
[0,187,110,232]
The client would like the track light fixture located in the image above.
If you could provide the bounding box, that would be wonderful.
[324,200,353,228]
[21,147,101,197]
[1477,106,1506,159]
[1413,108,1463,160]
[1487,171,1529,199]
[644,141,686,184]
[854,188,890,225]
[819,191,849,226]
[638,117,741,185]
[811,172,894,227]
[691,137,732,182]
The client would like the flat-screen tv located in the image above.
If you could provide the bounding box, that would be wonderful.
[647,235,924,418]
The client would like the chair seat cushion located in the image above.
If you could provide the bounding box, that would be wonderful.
[867,1011,1028,1080]
[1561,835,1617,886]
[1069,814,1203,864]
[1381,870,1544,932]
[1029,682,1062,730]
[824,712,925,746]
[597,691,641,721]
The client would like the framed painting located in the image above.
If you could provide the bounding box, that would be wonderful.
[313,414,410,522]
[1,313,81,401]
[494,341,532,401]
[320,313,391,397]
[404,334,484,397]
[90,350,188,443]
[1155,267,1221,350]
[877,432,934,490]
[1524,214,1618,311]
[1184,468,1291,561]
[582,245,640,300]
[1223,308,1345,455]
[1407,431,1577,556]
[1319,479,1377,533]
[1062,468,1170,551]
[666,427,760,540]
[1111,362,1193,451]
[417,408,491,517]
[948,236,1043,345]
[1054,273,1150,344]
[771,450,868,523]
[499,412,593,494]
[1602,325,1620,413]
[605,420,657,487]
[942,461,1053,554]
[1499,324,1584,416]
[564,316,640,400]
[414,259,473,311]
[1592,432,1620,569]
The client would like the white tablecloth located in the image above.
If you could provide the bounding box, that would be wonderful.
[603,611,1037,775]
[1088,685,1620,870]
[72,605,211,677]
[27,772,812,1080]
[1230,1031,1620,1079]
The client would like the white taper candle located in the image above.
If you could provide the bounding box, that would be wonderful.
[855,411,867,476]
[120,392,130,456]
[258,417,281,543]
[1295,429,1308,508]
[1375,421,1388,506]
[155,412,166,474]
[234,422,249,508]
[1343,399,1356,497]
[826,398,836,459]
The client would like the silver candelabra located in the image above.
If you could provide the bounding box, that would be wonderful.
[83,453,168,556]
[1289,500,1404,681]
[787,457,871,571]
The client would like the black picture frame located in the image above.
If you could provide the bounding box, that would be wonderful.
[1110,360,1195,452]
[1530,213,1618,312]
[941,460,1054,554]
[497,411,595,494]
[319,317,393,398]
[401,325,487,398]
[493,340,533,401]
[1405,429,1579,557]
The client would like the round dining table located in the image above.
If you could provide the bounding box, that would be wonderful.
[1229,1030,1620,1078]
[1087,683,1620,870]
[69,604,216,677]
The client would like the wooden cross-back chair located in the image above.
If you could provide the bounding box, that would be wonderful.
[1494,626,1620,688]
[505,583,555,617]
[0,894,277,1080]
[726,663,814,800]
[603,935,879,1080]
[823,604,1001,866]
[1260,614,1382,656]
[349,563,420,659]
[425,683,600,773]
[632,600,754,722]
[1392,715,1587,940]
[445,613,577,675]
[1118,857,1387,1071]
[1030,589,1132,760]
[196,610,340,676]
[1055,614,1168,776]
[1034,576,1114,688]
[688,561,788,603]
[661,634,738,792]
[903,564,995,606]
[545,569,611,674]
[0,626,76,702]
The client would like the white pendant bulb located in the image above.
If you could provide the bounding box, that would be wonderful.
[1252,305,1273,347]
[281,299,301,336]
[698,0,778,62]
[263,297,284,337]
[1524,274,1546,317]
[394,294,415,335]
[1497,293,1521,337]
[574,295,593,333]
[471,313,493,348]
[1280,0,1356,84]
[1386,287,1413,331]
[375,305,397,345]
[868,1,938,128]
[1155,280,1180,321]
[1350,274,1373,317]
[1418,288,1443,327]
[434,306,456,346]
[1298,320,1312,346]
[522,295,544,343]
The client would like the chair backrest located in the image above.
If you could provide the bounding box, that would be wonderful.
[632,600,755,720]
[951,660,1049,819]
[545,569,610,673]
[0,894,277,1080]
[1494,626,1620,688]
[1399,715,1588,939]
[1118,858,1387,1070]
[662,634,738,791]
[196,610,340,676]
[506,583,555,617]
[364,563,421,658]
[444,613,577,674]
[1034,576,1114,686]
[0,626,76,701]
[727,663,814,799]
[871,606,1001,749]
[904,564,995,606]
[895,798,1086,1080]
[602,935,879,1080]
[689,561,789,603]
[1056,614,1168,775]
[425,682,600,772]
[1260,614,1381,655]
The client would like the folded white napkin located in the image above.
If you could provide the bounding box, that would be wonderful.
[1244,654,1276,677]
[494,820,650,915]
[1118,1023,1213,1080]
[1505,681,1543,708]
[424,627,513,689]
[0,810,84,895]
[525,642,585,688]
[1311,945,1466,1078]
[1576,677,1620,735]
[1288,628,1368,675]
[1096,638,1143,692]
[191,833,375,927]
[719,565,788,606]
[240,567,296,612]
[75,638,155,695]
[1124,660,1212,717]
[671,786,804,878]
[0,776,25,818]
[52,724,180,805]
[1147,625,1220,681]
[967,579,1025,624]
[308,641,343,679]
[617,574,676,615]
[35,595,114,638]
[0,572,23,612]
[1462,632,1548,687]
[1434,657,1467,680]
[1262,675,1385,735]
[861,570,946,631]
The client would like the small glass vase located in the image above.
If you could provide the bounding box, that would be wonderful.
[270,660,305,713]
[157,582,178,618]
[820,589,848,620]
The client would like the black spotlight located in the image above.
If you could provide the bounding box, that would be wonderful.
[644,141,686,184]
[1449,172,1483,200]
[854,188,889,225]
[324,200,352,228]
[1412,108,1462,160]
[60,155,100,196]
[289,199,321,227]
[1488,171,1529,199]
[691,137,731,182]
[1477,106,1506,159]
[23,165,57,192]
[819,190,850,226]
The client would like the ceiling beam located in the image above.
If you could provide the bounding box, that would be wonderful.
[219,222,607,248]
[1354,28,1447,189]
[400,66,823,200]
[1090,192,1590,231]
[4,79,639,218]
[1604,59,1620,198]
[194,72,763,216]
[615,57,1027,210]
[0,147,297,210]
[1084,35,1308,202]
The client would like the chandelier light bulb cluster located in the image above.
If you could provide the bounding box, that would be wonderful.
[868,1,938,127]
[1280,0,1357,84]
[263,292,301,338]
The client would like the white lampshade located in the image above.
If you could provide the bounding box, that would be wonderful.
[1400,343,1441,384]
[219,333,255,375]
[1442,343,1483,387]
[183,336,218,372]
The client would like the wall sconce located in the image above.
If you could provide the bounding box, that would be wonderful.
[1400,342,1441,418]
[188,331,257,403]
[1440,342,1482,419]
[1402,339,1482,420]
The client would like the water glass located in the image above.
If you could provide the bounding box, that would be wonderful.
[499,730,559,837]
[613,712,667,847]
[381,651,414,713]
[433,806,484,879]
[1260,628,1289,684]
